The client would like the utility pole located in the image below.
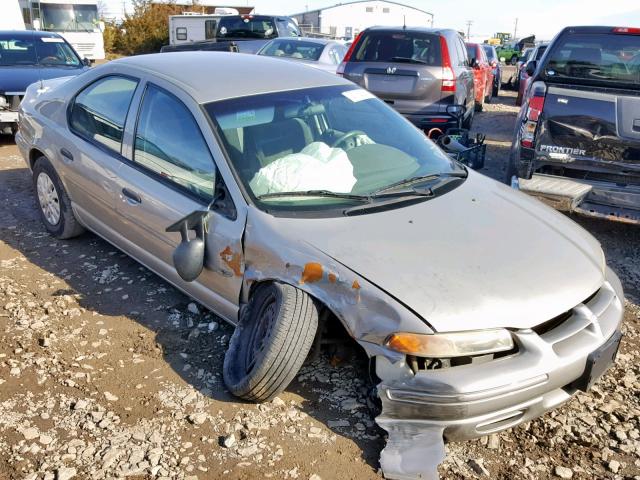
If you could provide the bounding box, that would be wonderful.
[465,20,473,40]
[513,17,518,39]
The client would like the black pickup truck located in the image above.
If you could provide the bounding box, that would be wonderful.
[507,26,640,224]
[161,14,301,54]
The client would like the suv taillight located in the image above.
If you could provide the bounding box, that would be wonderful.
[520,81,546,148]
[337,31,363,76]
[440,36,455,92]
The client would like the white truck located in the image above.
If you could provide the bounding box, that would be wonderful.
[168,8,239,45]
[1,0,26,29]
[19,0,105,61]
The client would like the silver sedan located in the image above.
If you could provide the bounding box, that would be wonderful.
[257,37,347,73]
[16,52,624,480]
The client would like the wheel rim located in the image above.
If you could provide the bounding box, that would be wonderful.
[244,291,277,374]
[36,172,61,225]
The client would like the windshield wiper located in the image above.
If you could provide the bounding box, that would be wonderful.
[374,171,467,195]
[390,56,429,65]
[257,190,371,202]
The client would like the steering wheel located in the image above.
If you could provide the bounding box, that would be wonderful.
[40,56,59,64]
[332,130,367,150]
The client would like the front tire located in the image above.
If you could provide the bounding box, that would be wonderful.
[32,156,85,239]
[223,282,319,402]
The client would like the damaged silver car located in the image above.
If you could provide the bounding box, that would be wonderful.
[16,52,624,479]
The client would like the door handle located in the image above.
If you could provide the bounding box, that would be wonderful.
[121,188,142,204]
[60,148,74,162]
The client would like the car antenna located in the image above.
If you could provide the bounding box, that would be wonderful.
[403,15,406,30]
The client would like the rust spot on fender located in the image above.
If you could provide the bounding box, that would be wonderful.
[219,246,243,277]
[301,262,323,284]
[352,280,361,290]
[328,272,337,283]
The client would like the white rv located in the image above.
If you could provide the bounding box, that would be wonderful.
[168,8,239,45]
[19,0,105,60]
[2,1,26,30]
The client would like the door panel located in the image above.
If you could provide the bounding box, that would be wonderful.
[62,75,139,234]
[114,82,244,321]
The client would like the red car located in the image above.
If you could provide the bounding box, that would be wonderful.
[466,43,495,111]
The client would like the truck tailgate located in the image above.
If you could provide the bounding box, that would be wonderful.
[537,85,640,179]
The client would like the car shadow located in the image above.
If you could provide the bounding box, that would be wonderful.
[0,163,384,470]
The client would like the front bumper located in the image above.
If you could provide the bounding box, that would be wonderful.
[517,173,640,224]
[375,268,624,442]
[0,110,19,124]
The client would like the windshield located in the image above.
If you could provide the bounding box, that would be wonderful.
[534,45,547,60]
[543,33,640,87]
[217,16,277,39]
[259,39,324,61]
[0,34,81,67]
[483,45,496,61]
[41,3,99,32]
[205,85,460,214]
[353,31,442,65]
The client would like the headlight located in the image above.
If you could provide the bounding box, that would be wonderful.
[385,329,514,358]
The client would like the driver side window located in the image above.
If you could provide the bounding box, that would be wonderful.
[134,85,216,202]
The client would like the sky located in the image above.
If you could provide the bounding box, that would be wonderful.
[102,0,640,42]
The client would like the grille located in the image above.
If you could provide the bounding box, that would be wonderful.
[74,43,95,52]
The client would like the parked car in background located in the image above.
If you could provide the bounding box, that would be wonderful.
[338,27,475,131]
[466,42,495,111]
[507,26,640,224]
[257,37,347,73]
[16,50,624,480]
[161,14,301,54]
[483,44,502,97]
[0,30,89,135]
[516,43,549,106]
[496,41,520,64]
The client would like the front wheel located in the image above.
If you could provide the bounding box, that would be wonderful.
[223,282,319,402]
[32,156,85,239]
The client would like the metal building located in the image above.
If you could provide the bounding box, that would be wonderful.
[291,0,433,40]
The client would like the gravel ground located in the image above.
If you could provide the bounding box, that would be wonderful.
[0,90,639,480]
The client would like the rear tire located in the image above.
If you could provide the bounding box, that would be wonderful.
[474,97,484,112]
[32,156,85,239]
[484,84,493,104]
[223,282,319,402]
[510,55,518,65]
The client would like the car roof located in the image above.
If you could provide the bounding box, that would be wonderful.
[107,52,350,104]
[364,26,457,36]
[0,30,64,40]
[267,36,336,46]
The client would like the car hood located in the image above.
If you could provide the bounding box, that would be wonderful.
[269,172,605,332]
[0,66,86,93]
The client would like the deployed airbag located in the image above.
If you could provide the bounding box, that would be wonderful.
[249,142,357,196]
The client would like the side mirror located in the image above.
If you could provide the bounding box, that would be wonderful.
[499,56,505,63]
[82,57,91,67]
[525,60,537,77]
[166,210,210,282]
[490,60,497,68]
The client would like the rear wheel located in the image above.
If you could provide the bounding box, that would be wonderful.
[510,55,518,65]
[223,282,319,402]
[484,83,493,104]
[474,96,484,112]
[32,156,85,239]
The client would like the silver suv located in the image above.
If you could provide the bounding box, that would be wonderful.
[338,27,475,131]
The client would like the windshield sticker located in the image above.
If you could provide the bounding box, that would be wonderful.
[41,37,65,43]
[342,90,375,103]
[237,110,256,122]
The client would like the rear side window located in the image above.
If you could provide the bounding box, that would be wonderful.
[353,32,442,65]
[205,20,216,40]
[466,44,477,61]
[69,76,138,153]
[134,85,216,201]
[176,27,187,41]
[543,33,640,87]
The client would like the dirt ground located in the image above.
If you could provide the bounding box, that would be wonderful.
[1,90,639,480]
